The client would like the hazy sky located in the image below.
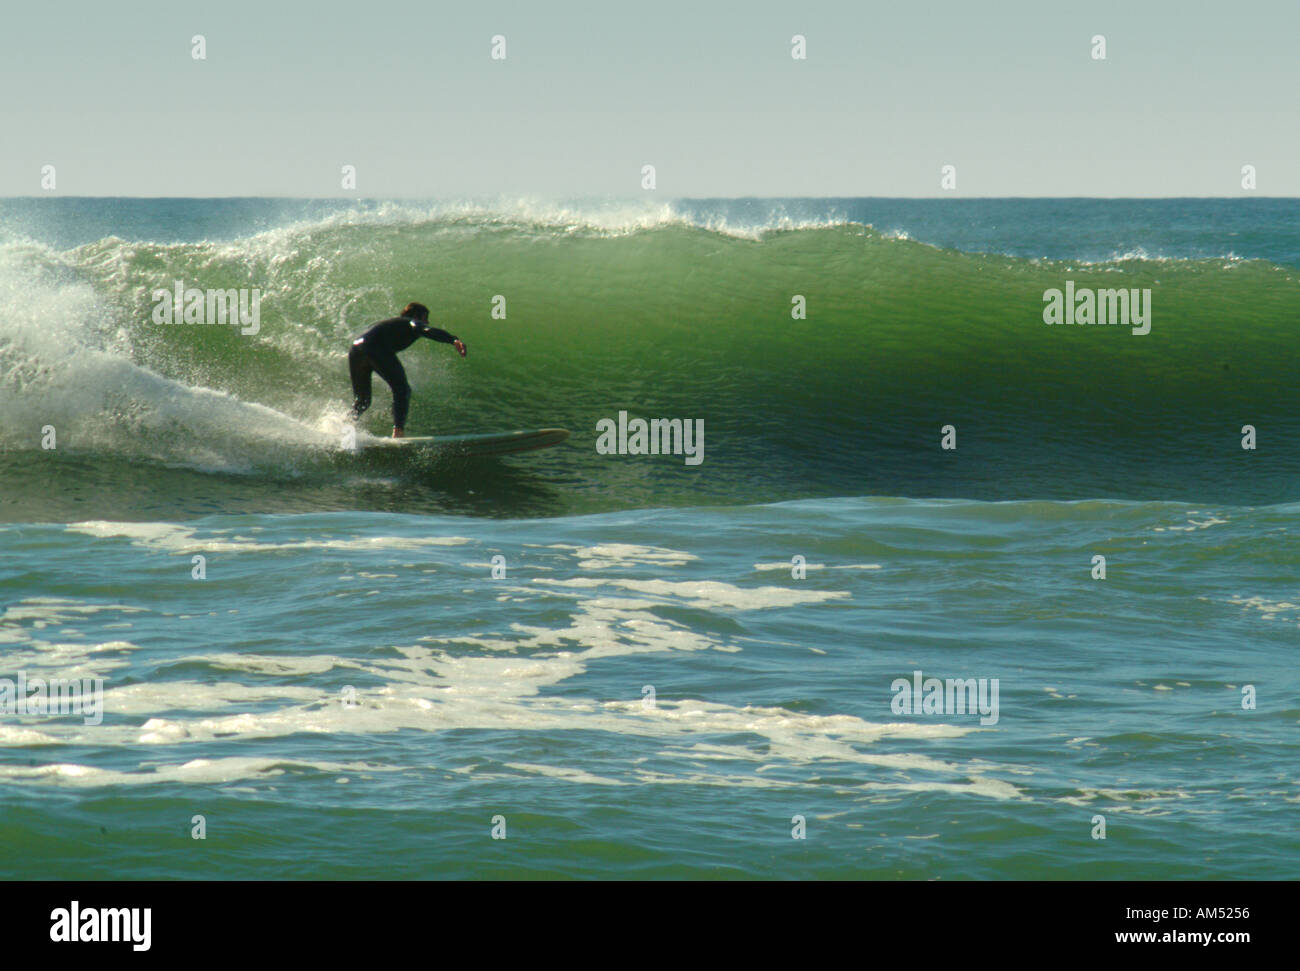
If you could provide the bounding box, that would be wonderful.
[2,0,1295,197]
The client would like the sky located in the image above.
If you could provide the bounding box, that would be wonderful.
[1,0,1296,197]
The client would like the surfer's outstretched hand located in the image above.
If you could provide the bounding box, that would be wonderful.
[453,339,467,358]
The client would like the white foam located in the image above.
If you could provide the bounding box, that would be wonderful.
[1060,787,1193,812]
[1226,594,1300,623]
[0,726,60,746]
[3,555,1024,804]
[66,521,470,555]
[0,756,385,787]
[535,577,849,610]
[574,544,698,570]
[1152,513,1229,532]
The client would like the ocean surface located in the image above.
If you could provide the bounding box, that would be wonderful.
[1,197,1297,879]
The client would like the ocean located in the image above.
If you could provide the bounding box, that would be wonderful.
[1,197,1297,879]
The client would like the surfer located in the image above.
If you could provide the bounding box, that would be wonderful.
[348,302,467,438]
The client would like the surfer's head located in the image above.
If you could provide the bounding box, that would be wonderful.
[401,302,430,321]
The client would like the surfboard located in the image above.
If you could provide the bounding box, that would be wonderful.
[363,427,570,457]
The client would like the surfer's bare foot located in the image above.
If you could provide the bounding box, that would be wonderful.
[392,427,404,439]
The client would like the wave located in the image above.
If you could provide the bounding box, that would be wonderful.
[1,206,1297,519]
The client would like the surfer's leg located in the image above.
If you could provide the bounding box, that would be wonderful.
[367,350,411,431]
[348,344,373,419]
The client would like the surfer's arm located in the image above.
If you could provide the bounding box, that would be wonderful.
[414,322,456,344]
[415,322,467,357]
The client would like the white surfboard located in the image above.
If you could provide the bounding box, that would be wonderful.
[363,427,570,457]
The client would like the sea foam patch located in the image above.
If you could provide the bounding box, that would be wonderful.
[66,521,471,554]
[3,532,1018,805]
[574,544,699,570]
[535,577,849,610]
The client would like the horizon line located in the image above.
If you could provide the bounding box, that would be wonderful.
[2,194,1295,202]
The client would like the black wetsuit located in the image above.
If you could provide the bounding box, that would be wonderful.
[349,316,459,429]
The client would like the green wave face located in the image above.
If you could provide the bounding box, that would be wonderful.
[2,216,1297,519]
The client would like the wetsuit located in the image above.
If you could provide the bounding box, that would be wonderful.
[349,316,459,429]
